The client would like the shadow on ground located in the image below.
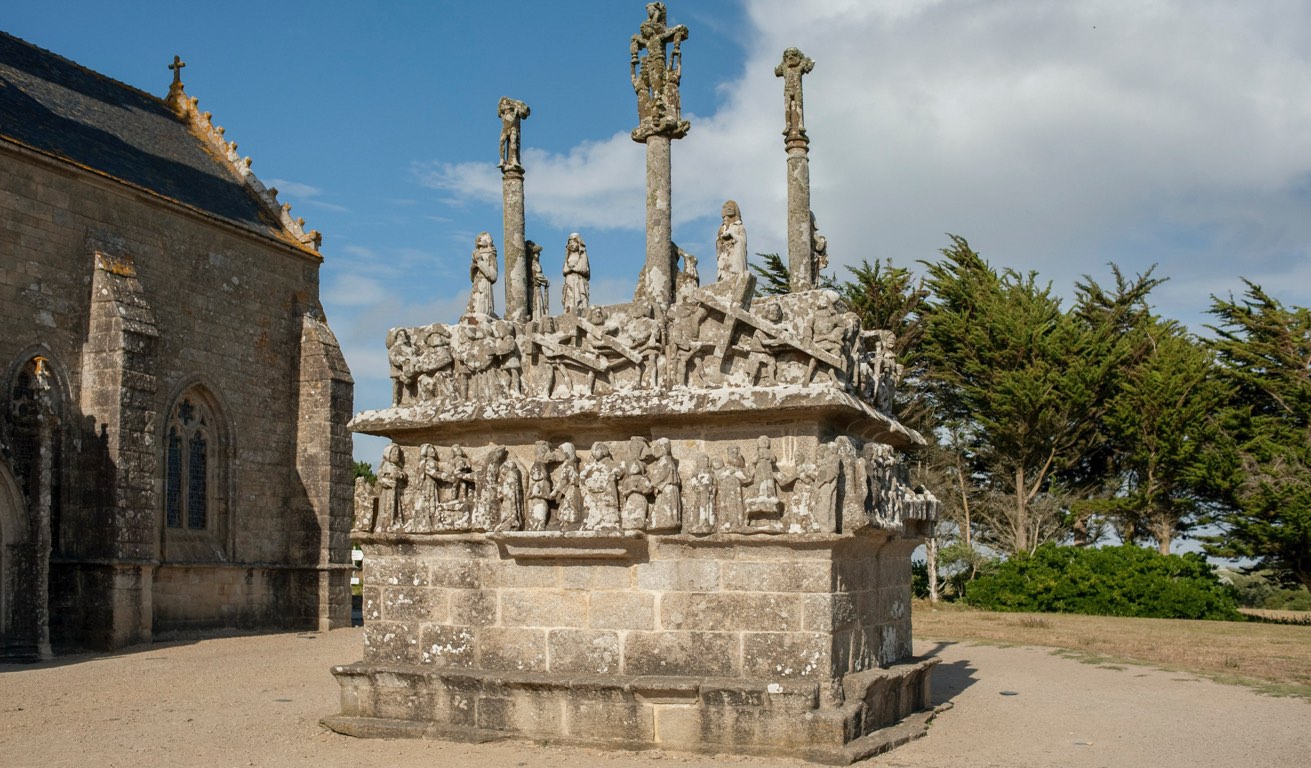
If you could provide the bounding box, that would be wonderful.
[922,641,977,706]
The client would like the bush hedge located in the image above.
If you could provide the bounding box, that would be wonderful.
[963,544,1242,620]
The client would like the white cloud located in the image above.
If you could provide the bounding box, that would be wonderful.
[414,0,1311,321]
[265,178,322,198]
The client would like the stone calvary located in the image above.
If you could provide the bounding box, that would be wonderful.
[325,3,941,762]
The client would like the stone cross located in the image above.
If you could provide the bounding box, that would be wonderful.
[169,55,186,85]
[775,47,814,144]
[775,47,818,291]
[630,2,690,310]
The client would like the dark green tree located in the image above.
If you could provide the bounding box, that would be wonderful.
[918,236,1160,555]
[353,460,376,484]
[750,252,793,297]
[1204,281,1311,592]
[1100,319,1230,554]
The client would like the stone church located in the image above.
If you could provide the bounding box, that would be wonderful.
[0,31,354,659]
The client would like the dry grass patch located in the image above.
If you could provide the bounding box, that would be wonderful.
[914,600,1311,698]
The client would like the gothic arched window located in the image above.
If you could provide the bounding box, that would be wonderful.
[165,396,212,530]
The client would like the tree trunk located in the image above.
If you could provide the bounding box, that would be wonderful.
[926,532,940,604]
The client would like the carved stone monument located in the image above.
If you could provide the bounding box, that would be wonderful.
[326,10,939,764]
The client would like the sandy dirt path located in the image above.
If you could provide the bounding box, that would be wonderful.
[1,628,1306,768]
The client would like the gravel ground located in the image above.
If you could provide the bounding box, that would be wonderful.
[1,627,1307,768]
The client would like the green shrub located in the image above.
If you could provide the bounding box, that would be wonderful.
[963,544,1242,621]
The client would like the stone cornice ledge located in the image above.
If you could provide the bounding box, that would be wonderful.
[350,385,925,447]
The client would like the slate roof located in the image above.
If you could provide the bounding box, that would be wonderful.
[0,31,290,243]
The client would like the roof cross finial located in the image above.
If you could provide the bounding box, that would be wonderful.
[169,55,186,85]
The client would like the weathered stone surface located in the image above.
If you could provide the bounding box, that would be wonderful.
[588,590,655,631]
[634,559,720,591]
[547,629,622,674]
[448,589,498,627]
[477,627,548,672]
[499,589,588,628]
[661,592,802,633]
[623,631,739,677]
[742,631,831,679]
[722,560,831,593]
[419,625,476,667]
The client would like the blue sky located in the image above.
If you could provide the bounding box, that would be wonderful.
[8,1,1311,471]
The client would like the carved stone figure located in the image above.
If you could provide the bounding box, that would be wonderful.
[646,437,681,531]
[553,442,584,531]
[412,443,442,532]
[676,247,700,303]
[386,328,418,404]
[581,442,622,531]
[527,460,552,531]
[746,435,784,519]
[788,451,819,533]
[467,232,499,317]
[833,436,870,533]
[809,211,829,279]
[814,442,840,533]
[528,240,549,318]
[497,96,531,171]
[715,446,749,531]
[629,2,690,141]
[415,326,455,400]
[495,453,525,532]
[686,453,718,534]
[449,444,475,503]
[619,439,652,530]
[715,200,748,279]
[561,233,590,314]
[473,446,507,531]
[775,47,815,142]
[352,476,377,533]
[667,301,707,387]
[627,302,664,388]
[376,443,407,532]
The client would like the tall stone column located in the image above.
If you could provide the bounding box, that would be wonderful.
[776,48,816,292]
[501,165,528,320]
[497,97,531,321]
[642,135,674,306]
[630,4,690,310]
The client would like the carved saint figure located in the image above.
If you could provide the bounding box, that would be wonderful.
[581,442,622,531]
[774,47,815,141]
[715,200,748,279]
[527,240,549,318]
[675,247,700,303]
[466,232,499,317]
[495,453,525,532]
[646,437,682,531]
[619,449,652,531]
[746,435,784,518]
[715,447,750,531]
[629,2,690,140]
[376,443,407,532]
[470,447,503,531]
[498,97,531,170]
[561,233,590,314]
[788,451,819,533]
[412,443,441,532]
[686,453,718,534]
[553,442,584,531]
[449,444,475,503]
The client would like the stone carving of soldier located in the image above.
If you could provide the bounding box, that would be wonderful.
[466,232,498,317]
[715,200,748,279]
[527,240,549,318]
[376,443,407,532]
[581,442,622,532]
[386,328,418,405]
[415,326,455,400]
[497,96,531,170]
[561,233,590,314]
[627,301,664,388]
[646,438,682,531]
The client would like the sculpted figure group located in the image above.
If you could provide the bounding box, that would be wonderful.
[389,200,900,410]
[353,434,937,537]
